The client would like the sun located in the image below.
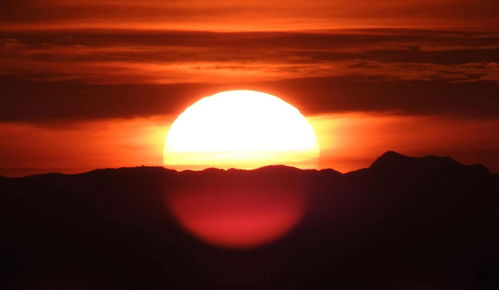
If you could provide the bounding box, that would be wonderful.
[163,90,319,170]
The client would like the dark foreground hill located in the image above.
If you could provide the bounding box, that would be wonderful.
[1,151,498,290]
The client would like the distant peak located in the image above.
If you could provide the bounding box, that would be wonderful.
[370,151,489,175]
[371,151,411,167]
[379,150,407,159]
[371,151,444,170]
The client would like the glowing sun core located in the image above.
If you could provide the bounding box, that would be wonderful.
[163,90,319,170]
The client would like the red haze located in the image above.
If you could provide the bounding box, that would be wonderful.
[165,168,309,248]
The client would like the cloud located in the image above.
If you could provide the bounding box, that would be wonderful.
[1,29,498,83]
[0,29,498,122]
[1,75,498,122]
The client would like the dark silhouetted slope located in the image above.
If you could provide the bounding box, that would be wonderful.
[1,152,498,290]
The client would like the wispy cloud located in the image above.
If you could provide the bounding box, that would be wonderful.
[1,29,498,121]
[2,30,498,84]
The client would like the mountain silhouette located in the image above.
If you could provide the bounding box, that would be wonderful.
[1,152,498,290]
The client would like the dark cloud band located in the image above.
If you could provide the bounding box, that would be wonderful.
[1,75,498,122]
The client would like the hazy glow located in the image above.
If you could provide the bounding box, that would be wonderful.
[165,174,307,248]
[2,113,499,177]
[163,90,319,169]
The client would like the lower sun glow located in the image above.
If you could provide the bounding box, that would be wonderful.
[163,90,319,169]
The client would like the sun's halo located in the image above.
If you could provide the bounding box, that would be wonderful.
[163,90,319,170]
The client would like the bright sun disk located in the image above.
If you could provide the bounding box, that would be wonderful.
[163,90,319,170]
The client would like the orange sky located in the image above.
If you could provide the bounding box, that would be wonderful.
[0,0,498,176]
[1,113,499,176]
[2,0,498,31]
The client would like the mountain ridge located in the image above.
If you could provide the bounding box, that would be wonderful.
[5,151,494,180]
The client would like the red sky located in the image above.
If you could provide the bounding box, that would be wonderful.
[1,0,498,176]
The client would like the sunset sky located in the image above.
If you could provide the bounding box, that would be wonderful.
[1,0,499,176]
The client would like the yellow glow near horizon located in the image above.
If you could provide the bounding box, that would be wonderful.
[163,90,319,169]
